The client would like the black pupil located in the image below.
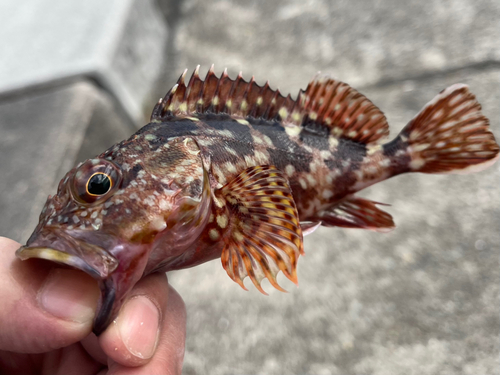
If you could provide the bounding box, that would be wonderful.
[88,174,111,195]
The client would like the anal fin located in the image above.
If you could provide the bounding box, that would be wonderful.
[300,221,322,236]
[216,166,304,294]
[312,196,395,233]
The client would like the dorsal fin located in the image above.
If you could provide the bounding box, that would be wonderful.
[284,75,390,143]
[151,65,295,122]
[151,67,390,144]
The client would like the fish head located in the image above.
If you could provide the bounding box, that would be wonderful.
[16,134,211,334]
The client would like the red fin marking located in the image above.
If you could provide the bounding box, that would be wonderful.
[312,196,395,233]
[216,166,304,294]
[291,75,390,144]
[403,84,500,174]
[151,68,383,143]
[151,66,296,122]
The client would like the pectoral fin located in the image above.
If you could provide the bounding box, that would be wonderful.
[312,195,395,232]
[215,165,304,294]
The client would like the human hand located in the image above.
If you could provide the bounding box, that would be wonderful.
[0,236,186,374]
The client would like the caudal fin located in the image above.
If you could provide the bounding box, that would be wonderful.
[400,84,499,174]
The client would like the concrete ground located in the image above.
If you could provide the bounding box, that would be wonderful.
[1,0,499,374]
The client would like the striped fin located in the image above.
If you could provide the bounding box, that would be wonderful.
[312,195,395,232]
[401,84,500,174]
[216,165,304,294]
[151,67,390,144]
[151,65,296,122]
[284,75,390,144]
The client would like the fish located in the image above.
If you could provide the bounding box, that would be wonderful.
[16,66,500,335]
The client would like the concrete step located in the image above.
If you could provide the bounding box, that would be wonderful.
[0,81,134,242]
[0,0,168,124]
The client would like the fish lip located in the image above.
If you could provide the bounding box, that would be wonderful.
[16,229,119,279]
[16,246,110,279]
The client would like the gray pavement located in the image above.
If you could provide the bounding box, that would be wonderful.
[0,0,499,374]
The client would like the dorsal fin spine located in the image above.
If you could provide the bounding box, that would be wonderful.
[151,67,389,144]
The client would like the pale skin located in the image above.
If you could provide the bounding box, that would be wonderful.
[0,237,186,375]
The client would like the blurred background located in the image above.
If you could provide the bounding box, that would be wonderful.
[1,0,499,374]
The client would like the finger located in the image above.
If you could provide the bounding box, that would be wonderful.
[107,285,186,375]
[0,237,100,353]
[98,272,169,367]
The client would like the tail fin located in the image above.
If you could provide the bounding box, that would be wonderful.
[400,84,499,174]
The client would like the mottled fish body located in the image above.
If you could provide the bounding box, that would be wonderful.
[17,66,500,334]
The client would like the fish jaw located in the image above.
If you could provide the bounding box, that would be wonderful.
[92,241,151,335]
[16,228,119,279]
[16,228,152,335]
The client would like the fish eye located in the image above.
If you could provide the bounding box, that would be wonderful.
[71,159,122,205]
[87,173,112,196]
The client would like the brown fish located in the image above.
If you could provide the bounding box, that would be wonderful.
[16,66,500,334]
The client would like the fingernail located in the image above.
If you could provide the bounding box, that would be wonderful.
[38,268,99,324]
[118,296,160,359]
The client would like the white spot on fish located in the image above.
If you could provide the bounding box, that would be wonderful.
[306,174,317,186]
[466,143,483,151]
[218,129,235,138]
[80,211,88,217]
[226,147,238,156]
[413,143,431,152]
[252,135,265,144]
[72,215,80,224]
[410,158,426,170]
[341,160,351,168]
[145,134,157,141]
[254,150,268,164]
[224,162,237,174]
[262,135,273,146]
[285,125,302,137]
[279,107,289,120]
[459,122,483,133]
[432,109,444,120]
[299,178,307,189]
[329,137,339,148]
[320,150,332,159]
[285,164,295,177]
[144,196,156,206]
[216,214,228,229]
[236,118,250,125]
[448,93,463,106]
[379,158,391,168]
[151,217,167,232]
[209,228,220,241]
[367,145,382,155]
[440,120,458,131]
[322,190,333,199]
[104,201,114,208]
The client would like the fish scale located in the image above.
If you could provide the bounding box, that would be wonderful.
[16,65,500,335]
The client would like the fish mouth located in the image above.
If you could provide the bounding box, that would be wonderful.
[16,229,119,279]
[16,228,147,336]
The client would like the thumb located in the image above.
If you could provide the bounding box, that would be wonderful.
[0,237,99,353]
